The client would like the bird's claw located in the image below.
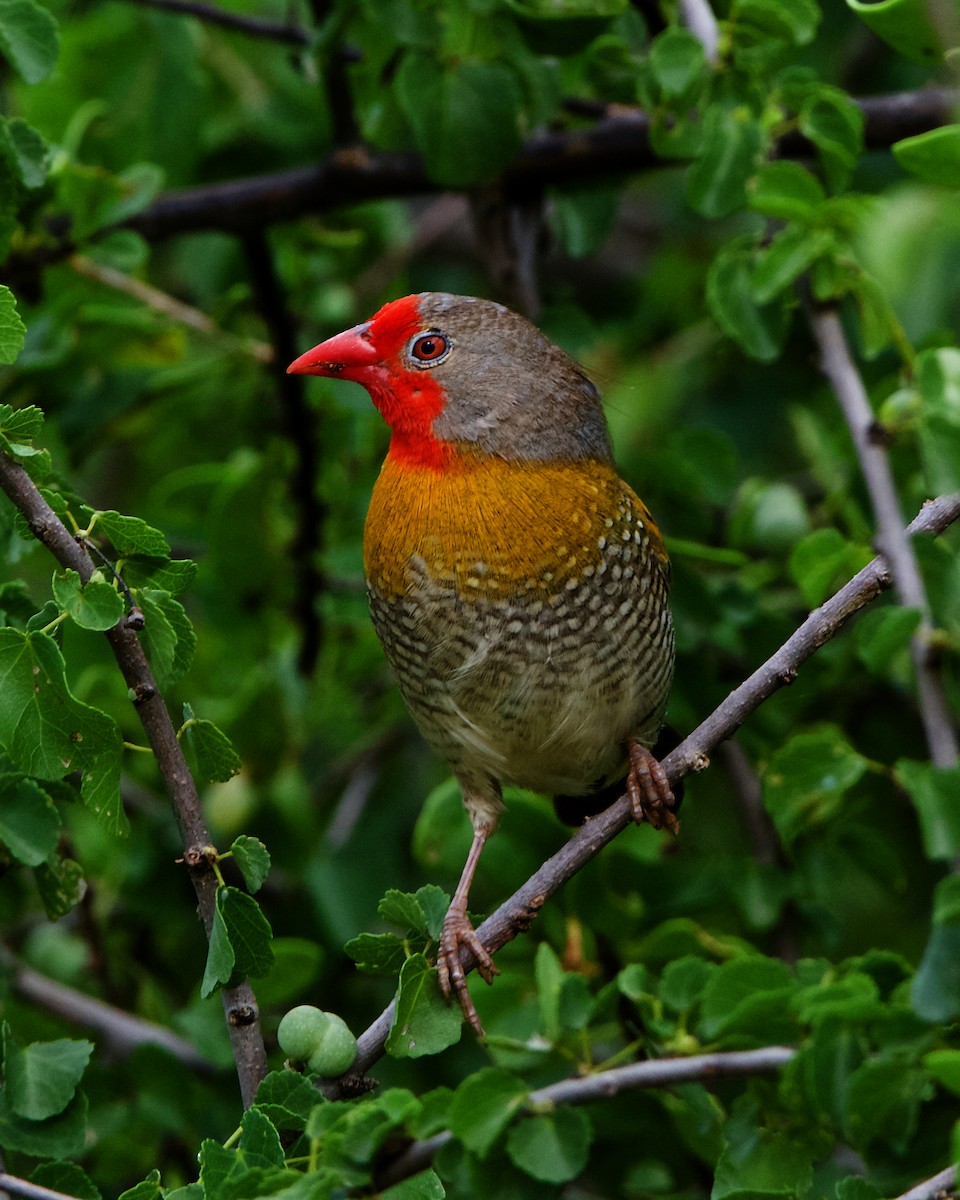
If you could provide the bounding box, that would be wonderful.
[627,740,679,835]
[437,907,499,1037]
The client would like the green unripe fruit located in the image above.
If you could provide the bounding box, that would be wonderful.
[305,1013,358,1077]
[277,1005,331,1062]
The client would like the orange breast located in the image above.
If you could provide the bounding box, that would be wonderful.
[362,451,668,601]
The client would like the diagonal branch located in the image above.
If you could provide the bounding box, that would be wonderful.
[0,945,213,1069]
[377,1046,796,1187]
[808,307,959,769]
[126,0,311,44]
[0,453,268,1108]
[337,491,960,1087]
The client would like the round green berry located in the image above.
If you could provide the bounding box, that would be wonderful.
[305,1013,358,1077]
[277,1005,330,1062]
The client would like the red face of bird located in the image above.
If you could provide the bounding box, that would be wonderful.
[287,292,613,469]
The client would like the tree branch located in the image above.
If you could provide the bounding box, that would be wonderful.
[127,0,311,44]
[895,1166,958,1200]
[808,307,959,769]
[241,229,327,674]
[377,1046,796,1187]
[679,0,720,61]
[0,1174,80,1200]
[338,491,960,1086]
[0,945,212,1070]
[111,88,953,243]
[0,453,268,1108]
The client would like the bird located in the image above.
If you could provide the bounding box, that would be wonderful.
[288,292,677,1035]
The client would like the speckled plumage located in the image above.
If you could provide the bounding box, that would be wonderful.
[363,453,673,831]
[288,292,676,1034]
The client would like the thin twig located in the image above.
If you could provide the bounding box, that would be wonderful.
[0,1175,79,1200]
[242,229,327,674]
[0,946,212,1069]
[127,0,311,44]
[70,254,274,363]
[895,1165,958,1200]
[334,492,960,1086]
[0,454,268,1107]
[679,0,720,61]
[809,307,959,769]
[109,88,952,242]
[378,1046,795,1187]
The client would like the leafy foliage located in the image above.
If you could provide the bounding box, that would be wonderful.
[0,0,959,1197]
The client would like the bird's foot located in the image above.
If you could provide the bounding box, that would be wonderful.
[437,905,499,1037]
[626,740,679,835]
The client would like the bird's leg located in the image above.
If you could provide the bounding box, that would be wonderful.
[437,827,499,1037]
[626,739,679,835]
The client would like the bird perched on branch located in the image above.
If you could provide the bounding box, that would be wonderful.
[289,293,676,1035]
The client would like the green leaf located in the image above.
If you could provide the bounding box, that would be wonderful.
[732,0,820,46]
[0,774,61,865]
[230,834,270,892]
[386,953,463,1058]
[0,285,26,365]
[843,1059,930,1152]
[699,956,797,1041]
[799,90,864,191]
[0,0,59,82]
[4,117,48,188]
[713,1119,814,1199]
[416,884,451,942]
[395,55,522,187]
[449,1067,527,1156]
[911,877,960,1021]
[51,568,125,631]
[183,716,242,783]
[80,741,127,836]
[253,1072,319,1132]
[200,891,235,998]
[659,955,717,1013]
[648,27,706,99]
[381,1169,446,1200]
[707,237,790,362]
[379,888,431,935]
[0,1088,88,1158]
[30,1161,101,1200]
[33,855,85,919]
[139,589,196,686]
[687,105,764,219]
[117,1170,162,1200]
[534,941,564,1041]
[893,124,960,187]
[239,1105,285,1169]
[0,628,121,781]
[93,510,170,558]
[854,607,922,673]
[219,886,274,979]
[788,528,871,608]
[344,931,408,975]
[919,413,960,493]
[924,1048,960,1096]
[751,226,833,305]
[763,727,867,845]
[0,402,42,441]
[3,1025,92,1119]
[506,1106,592,1183]
[748,160,826,222]
[897,758,960,864]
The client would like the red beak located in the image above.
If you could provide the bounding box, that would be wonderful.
[287,323,380,379]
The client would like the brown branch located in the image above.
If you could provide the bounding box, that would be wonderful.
[0,946,212,1070]
[337,491,960,1087]
[808,307,959,769]
[127,0,311,44]
[112,88,953,243]
[69,253,274,363]
[0,1174,79,1200]
[0,453,268,1108]
[377,1046,796,1187]
[241,229,326,674]
[895,1166,958,1200]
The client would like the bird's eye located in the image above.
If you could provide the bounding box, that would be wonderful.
[409,332,450,365]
